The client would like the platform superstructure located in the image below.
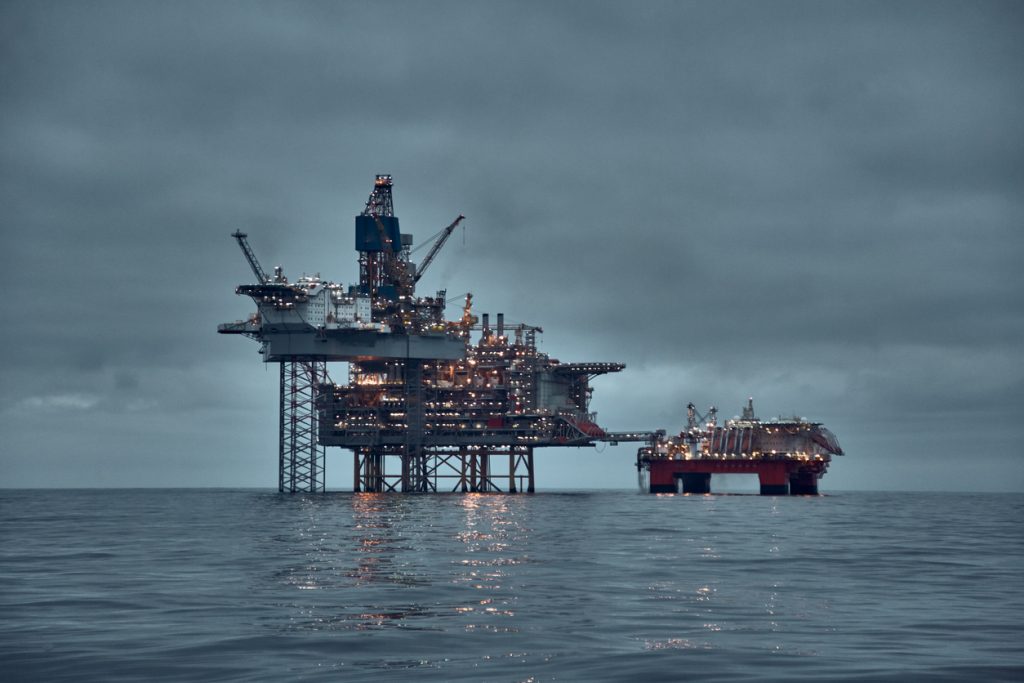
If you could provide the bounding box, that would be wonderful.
[219,175,636,492]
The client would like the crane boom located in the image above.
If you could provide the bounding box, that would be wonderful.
[232,230,270,284]
[414,215,465,283]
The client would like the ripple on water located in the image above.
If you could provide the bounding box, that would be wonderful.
[0,490,1022,681]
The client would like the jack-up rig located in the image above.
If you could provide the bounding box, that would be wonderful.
[219,175,652,493]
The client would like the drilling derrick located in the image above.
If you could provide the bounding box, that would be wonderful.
[356,174,401,300]
[219,175,635,493]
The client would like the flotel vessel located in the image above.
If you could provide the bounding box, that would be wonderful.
[637,398,843,495]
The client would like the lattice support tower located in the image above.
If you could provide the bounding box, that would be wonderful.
[279,360,327,493]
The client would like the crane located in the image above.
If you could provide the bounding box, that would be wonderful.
[444,292,477,339]
[686,402,718,430]
[414,215,465,284]
[232,231,270,284]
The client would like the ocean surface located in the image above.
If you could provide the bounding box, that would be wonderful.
[1,489,1021,682]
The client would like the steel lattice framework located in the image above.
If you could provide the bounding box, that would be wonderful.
[352,446,535,493]
[279,360,326,492]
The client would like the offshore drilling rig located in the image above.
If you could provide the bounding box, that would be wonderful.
[219,176,651,493]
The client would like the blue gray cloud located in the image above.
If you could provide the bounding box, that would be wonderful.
[2,0,1021,490]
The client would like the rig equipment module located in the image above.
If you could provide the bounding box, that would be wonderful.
[219,175,651,493]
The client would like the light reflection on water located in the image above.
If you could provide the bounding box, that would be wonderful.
[1,490,1022,681]
[271,492,535,637]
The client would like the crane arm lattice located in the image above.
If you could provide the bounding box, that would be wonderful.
[232,230,270,284]
[414,215,465,283]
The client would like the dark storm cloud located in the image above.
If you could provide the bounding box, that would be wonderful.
[1,0,1021,488]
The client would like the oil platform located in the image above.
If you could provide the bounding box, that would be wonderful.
[219,175,649,493]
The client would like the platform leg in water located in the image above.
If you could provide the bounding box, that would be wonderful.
[681,472,711,494]
[789,472,819,495]
[758,463,790,496]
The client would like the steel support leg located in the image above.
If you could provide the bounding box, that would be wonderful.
[402,360,428,492]
[469,450,479,492]
[509,450,517,493]
[507,446,532,493]
[789,471,819,495]
[357,450,386,492]
[758,463,790,495]
[353,450,361,492]
[681,472,711,494]
[526,447,535,493]
[459,447,469,492]
[279,360,326,493]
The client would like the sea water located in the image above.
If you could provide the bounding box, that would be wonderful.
[1,489,1021,681]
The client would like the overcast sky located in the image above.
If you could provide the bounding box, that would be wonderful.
[2,0,1021,491]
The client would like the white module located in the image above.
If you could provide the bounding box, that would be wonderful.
[257,277,375,331]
